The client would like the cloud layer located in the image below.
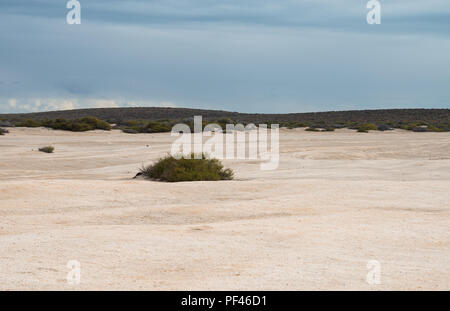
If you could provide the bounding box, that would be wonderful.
[1,0,449,113]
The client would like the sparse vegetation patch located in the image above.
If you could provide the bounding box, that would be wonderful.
[38,146,54,153]
[18,119,41,128]
[2,109,449,133]
[140,153,234,182]
[16,116,111,132]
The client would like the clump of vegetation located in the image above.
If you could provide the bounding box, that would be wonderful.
[140,153,234,182]
[356,123,378,133]
[0,121,14,127]
[305,127,320,132]
[18,119,41,128]
[42,116,111,131]
[426,125,445,132]
[0,128,9,135]
[122,128,139,134]
[410,126,426,132]
[16,117,111,132]
[377,124,393,131]
[38,146,54,153]
[286,122,308,129]
[120,120,173,134]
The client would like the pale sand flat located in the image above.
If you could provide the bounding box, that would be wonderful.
[0,127,449,290]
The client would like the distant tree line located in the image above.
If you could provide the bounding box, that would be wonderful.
[11,116,111,132]
[0,108,449,133]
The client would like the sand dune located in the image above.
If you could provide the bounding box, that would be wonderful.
[0,127,449,290]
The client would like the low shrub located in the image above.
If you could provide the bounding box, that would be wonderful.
[356,123,378,132]
[18,119,41,128]
[427,125,445,132]
[0,128,9,135]
[120,120,172,133]
[412,126,428,132]
[38,146,54,153]
[140,153,234,182]
[144,121,172,133]
[377,124,393,131]
[15,117,111,132]
[305,127,320,132]
[284,121,307,129]
[122,128,139,134]
[0,121,14,127]
[79,116,111,130]
[42,117,111,132]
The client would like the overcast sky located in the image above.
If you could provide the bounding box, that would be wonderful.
[1,0,449,113]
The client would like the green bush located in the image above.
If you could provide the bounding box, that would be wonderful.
[305,127,320,132]
[377,124,393,131]
[0,121,14,127]
[284,121,308,129]
[356,123,378,132]
[120,120,172,133]
[18,119,41,128]
[140,153,234,182]
[0,128,9,135]
[122,128,139,134]
[15,117,110,132]
[427,125,445,132]
[38,146,54,153]
[144,121,172,133]
[41,117,111,132]
[79,116,111,130]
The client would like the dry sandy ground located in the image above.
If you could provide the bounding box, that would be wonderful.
[0,127,449,290]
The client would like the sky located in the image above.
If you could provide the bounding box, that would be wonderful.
[1,0,449,113]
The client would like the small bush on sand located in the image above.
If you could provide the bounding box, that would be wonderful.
[377,124,393,131]
[0,128,8,135]
[140,153,234,182]
[427,125,445,132]
[122,128,139,134]
[412,126,428,132]
[18,119,42,128]
[0,121,14,127]
[38,146,54,153]
[305,127,320,132]
[79,116,111,131]
[357,123,378,132]
[120,120,172,133]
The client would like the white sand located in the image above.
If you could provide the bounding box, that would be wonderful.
[0,127,449,290]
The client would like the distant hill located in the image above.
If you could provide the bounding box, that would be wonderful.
[1,107,449,125]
